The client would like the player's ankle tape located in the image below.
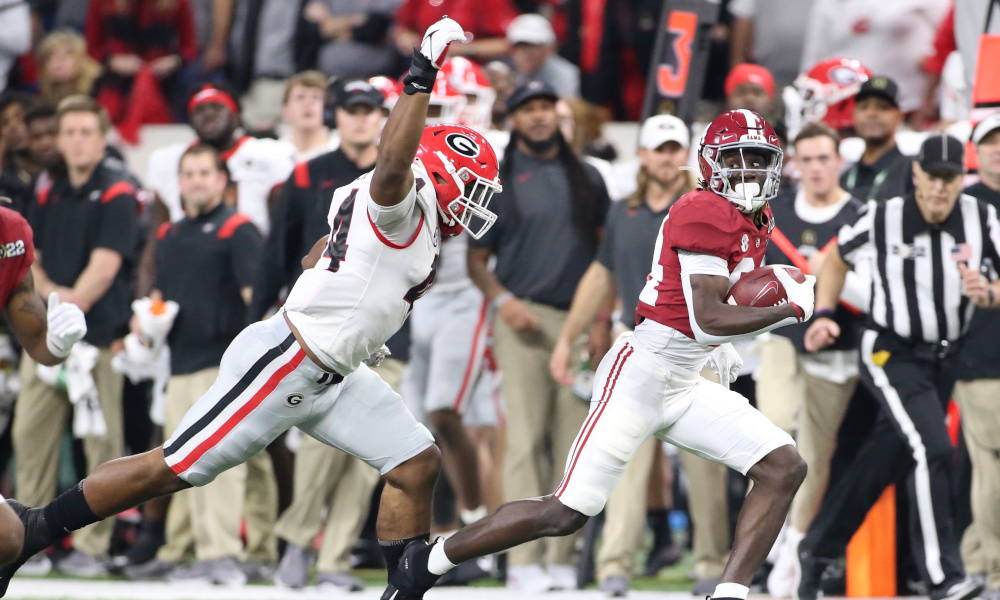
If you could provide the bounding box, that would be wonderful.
[380,534,429,575]
[43,482,100,533]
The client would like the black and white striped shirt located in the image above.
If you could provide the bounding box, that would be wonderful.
[837,193,1000,344]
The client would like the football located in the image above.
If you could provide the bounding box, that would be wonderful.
[726,266,805,308]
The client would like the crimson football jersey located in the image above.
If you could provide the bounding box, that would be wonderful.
[0,207,34,307]
[636,190,772,339]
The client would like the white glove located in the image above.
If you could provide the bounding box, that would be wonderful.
[706,342,742,385]
[774,267,817,322]
[131,297,180,342]
[46,292,87,359]
[418,17,468,68]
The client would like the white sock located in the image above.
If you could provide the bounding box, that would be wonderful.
[713,582,750,599]
[428,541,457,575]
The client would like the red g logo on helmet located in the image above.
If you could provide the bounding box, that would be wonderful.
[445,133,480,158]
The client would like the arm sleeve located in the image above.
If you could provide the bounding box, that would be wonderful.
[366,177,422,243]
[595,205,618,271]
[837,201,876,268]
[229,222,264,290]
[95,192,139,257]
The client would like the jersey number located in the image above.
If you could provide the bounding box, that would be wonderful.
[404,254,439,313]
[325,189,357,272]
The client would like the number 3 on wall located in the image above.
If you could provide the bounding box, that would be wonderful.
[657,11,697,98]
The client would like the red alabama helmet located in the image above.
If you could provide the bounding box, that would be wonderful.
[415,124,502,239]
[699,109,783,213]
[441,57,496,131]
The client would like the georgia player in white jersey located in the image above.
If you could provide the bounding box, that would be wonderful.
[381,110,818,600]
[0,17,500,597]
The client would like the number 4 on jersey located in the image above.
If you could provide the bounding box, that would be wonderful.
[325,189,357,272]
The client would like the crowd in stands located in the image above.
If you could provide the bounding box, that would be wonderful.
[0,0,999,598]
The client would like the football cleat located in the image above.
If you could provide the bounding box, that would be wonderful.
[0,500,58,597]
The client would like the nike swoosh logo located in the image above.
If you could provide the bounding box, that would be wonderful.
[752,281,780,306]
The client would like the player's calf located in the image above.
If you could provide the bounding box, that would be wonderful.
[0,504,23,567]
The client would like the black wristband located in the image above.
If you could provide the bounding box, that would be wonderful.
[989,289,996,307]
[813,307,835,320]
[403,50,438,95]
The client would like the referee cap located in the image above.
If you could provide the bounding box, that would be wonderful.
[918,133,964,176]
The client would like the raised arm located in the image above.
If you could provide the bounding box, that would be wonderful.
[369,17,467,207]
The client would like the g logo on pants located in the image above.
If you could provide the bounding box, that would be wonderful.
[285,393,304,407]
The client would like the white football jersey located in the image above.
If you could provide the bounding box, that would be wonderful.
[146,136,295,234]
[284,164,441,375]
[427,233,475,295]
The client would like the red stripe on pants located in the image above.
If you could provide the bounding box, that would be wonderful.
[170,349,307,476]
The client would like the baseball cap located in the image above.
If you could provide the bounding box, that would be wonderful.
[507,14,556,46]
[336,79,384,109]
[724,64,775,100]
[855,75,900,108]
[506,80,559,113]
[639,114,690,150]
[972,112,1000,145]
[918,133,965,175]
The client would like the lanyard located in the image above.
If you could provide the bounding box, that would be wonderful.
[845,165,890,200]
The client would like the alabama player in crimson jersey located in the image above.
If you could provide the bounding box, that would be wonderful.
[382,110,818,600]
[0,17,502,596]
[0,206,87,566]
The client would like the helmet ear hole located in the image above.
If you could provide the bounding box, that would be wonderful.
[432,172,448,185]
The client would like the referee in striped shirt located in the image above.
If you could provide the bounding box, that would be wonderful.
[794,134,1000,600]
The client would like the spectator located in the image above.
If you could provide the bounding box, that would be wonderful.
[15,95,140,577]
[799,0,949,114]
[135,145,265,585]
[728,0,815,88]
[506,14,579,99]
[230,0,303,129]
[188,0,234,76]
[467,80,610,593]
[0,0,30,95]
[548,114,694,597]
[278,70,337,162]
[37,30,102,108]
[800,134,992,600]
[0,103,60,216]
[393,0,519,63]
[755,122,867,596]
[0,94,36,216]
[85,0,199,127]
[953,113,1000,600]
[840,76,909,202]
[725,63,775,118]
[297,0,402,80]
[143,83,294,241]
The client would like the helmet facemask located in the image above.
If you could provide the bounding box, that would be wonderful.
[705,143,782,213]
[434,150,500,239]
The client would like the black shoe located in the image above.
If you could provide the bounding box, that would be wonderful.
[930,576,985,600]
[0,500,58,597]
[381,540,442,600]
[436,558,489,586]
[794,548,834,600]
[643,543,682,577]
